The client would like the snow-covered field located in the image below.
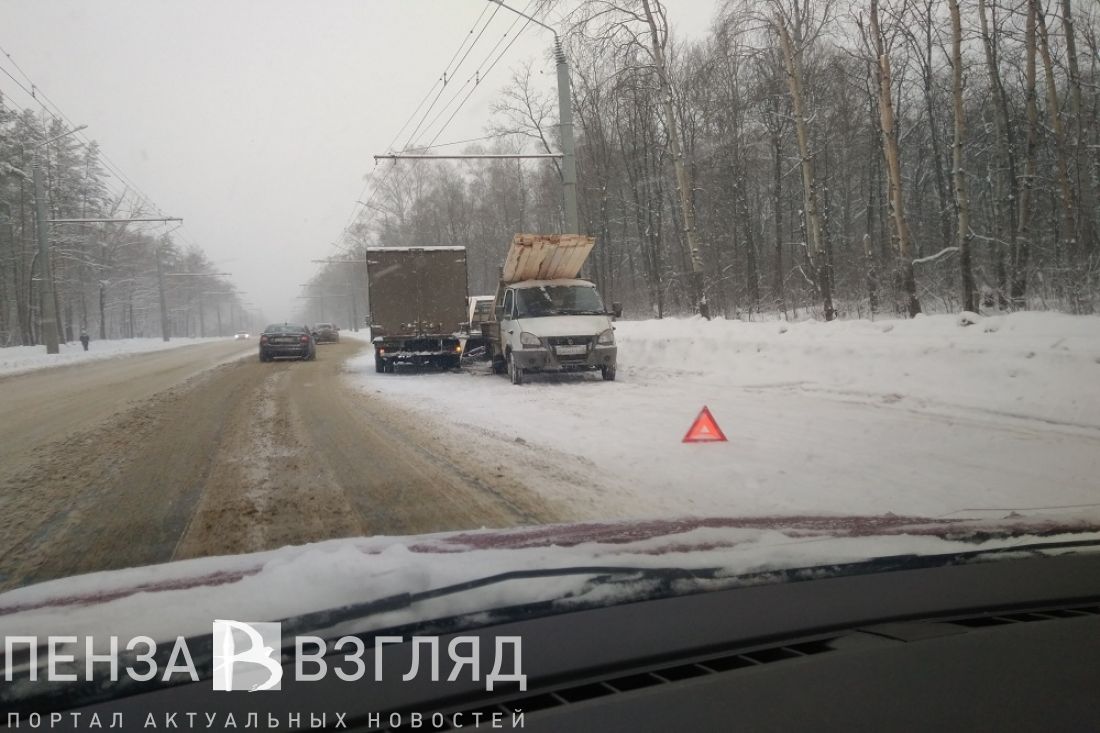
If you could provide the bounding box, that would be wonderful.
[345,312,1100,522]
[0,337,232,378]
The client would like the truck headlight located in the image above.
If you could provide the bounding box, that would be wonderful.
[597,328,615,345]
[520,331,542,348]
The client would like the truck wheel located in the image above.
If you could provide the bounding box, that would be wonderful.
[492,356,507,375]
[601,365,617,381]
[375,355,384,373]
[508,353,524,385]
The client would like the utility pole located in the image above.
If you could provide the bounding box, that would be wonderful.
[30,125,88,353]
[156,245,170,341]
[554,36,578,234]
[33,163,61,353]
[311,258,363,331]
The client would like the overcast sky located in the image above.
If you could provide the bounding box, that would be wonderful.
[0,1,718,320]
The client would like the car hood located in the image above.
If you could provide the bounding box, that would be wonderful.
[2,514,1099,643]
[516,314,611,338]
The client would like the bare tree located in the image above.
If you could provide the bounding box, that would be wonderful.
[868,0,921,316]
[773,0,835,320]
[948,0,975,311]
[572,0,709,317]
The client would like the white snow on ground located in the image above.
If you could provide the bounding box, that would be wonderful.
[345,312,1100,521]
[0,337,234,378]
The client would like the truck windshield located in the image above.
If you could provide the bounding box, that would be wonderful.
[515,285,605,318]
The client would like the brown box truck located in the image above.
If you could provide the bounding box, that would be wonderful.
[365,246,468,373]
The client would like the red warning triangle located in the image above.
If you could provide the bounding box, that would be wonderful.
[683,406,728,443]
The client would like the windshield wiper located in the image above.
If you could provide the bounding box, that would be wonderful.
[278,566,720,639]
[277,537,1100,640]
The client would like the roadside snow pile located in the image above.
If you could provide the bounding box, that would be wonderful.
[346,312,1100,521]
[614,311,1100,429]
[0,337,229,378]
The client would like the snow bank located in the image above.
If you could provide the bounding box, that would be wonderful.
[344,312,1100,522]
[0,337,229,378]
[615,311,1100,428]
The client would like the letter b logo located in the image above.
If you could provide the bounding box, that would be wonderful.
[212,620,283,691]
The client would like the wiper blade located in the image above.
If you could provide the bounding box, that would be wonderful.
[279,565,720,639]
[279,538,1100,640]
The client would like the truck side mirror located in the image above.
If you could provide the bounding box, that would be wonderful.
[612,302,623,319]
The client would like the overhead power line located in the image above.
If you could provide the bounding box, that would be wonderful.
[0,41,195,247]
[338,0,550,256]
[336,2,515,251]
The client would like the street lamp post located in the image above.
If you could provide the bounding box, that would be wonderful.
[32,124,87,353]
[489,0,578,234]
[311,258,363,331]
[161,270,231,341]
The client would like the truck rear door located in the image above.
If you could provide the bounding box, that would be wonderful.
[366,247,467,337]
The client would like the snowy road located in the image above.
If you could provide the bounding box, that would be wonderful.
[0,340,564,591]
[345,313,1100,523]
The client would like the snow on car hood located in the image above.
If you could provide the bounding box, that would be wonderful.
[2,514,1099,644]
[515,314,611,338]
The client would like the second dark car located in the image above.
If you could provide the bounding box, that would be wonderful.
[312,322,339,344]
[258,323,316,362]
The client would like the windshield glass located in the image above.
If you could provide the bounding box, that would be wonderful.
[515,285,605,318]
[1,0,1098,724]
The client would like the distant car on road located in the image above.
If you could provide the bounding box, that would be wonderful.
[312,322,339,344]
[259,323,316,362]
[233,332,250,340]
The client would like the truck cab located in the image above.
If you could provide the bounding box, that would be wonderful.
[493,278,620,384]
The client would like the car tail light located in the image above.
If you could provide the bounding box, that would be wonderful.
[260,335,268,344]
[300,335,309,343]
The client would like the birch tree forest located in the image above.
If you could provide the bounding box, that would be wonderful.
[336,0,1100,320]
[0,105,245,346]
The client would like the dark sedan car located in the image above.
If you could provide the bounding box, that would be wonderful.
[312,322,339,344]
[258,323,316,362]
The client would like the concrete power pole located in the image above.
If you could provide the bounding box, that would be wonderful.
[32,162,61,354]
[156,245,170,341]
[555,37,578,234]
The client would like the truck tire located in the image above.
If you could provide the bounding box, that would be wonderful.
[375,355,384,373]
[508,353,524,385]
[492,356,507,375]
[601,365,617,381]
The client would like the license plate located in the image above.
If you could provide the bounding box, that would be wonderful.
[556,344,587,356]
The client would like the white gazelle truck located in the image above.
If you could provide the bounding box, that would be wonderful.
[485,234,622,385]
